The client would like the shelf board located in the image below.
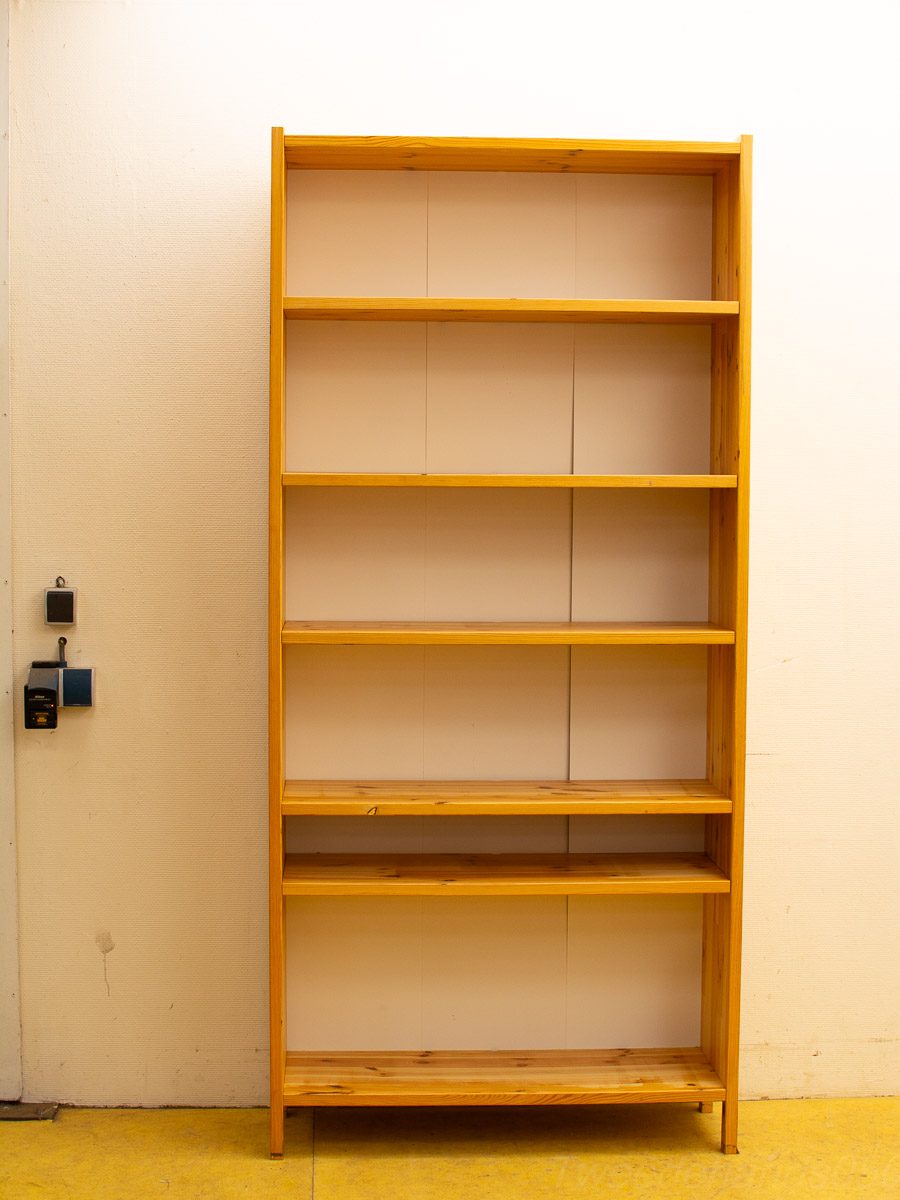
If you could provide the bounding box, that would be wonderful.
[282,779,732,817]
[283,472,737,489]
[283,134,741,175]
[284,297,738,324]
[282,852,730,897]
[282,621,735,646]
[283,1047,727,1106]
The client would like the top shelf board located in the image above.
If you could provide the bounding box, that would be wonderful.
[283,298,738,324]
[283,135,743,176]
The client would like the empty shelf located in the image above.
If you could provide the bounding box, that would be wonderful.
[282,852,730,896]
[283,1047,727,1106]
[282,779,732,816]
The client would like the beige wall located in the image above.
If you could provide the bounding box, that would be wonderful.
[0,0,18,1103]
[9,0,900,1104]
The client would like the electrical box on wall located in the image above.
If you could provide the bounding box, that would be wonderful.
[23,663,94,728]
[44,583,76,625]
[60,668,94,708]
[25,581,95,727]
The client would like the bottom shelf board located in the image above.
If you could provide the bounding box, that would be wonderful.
[283,1048,725,1106]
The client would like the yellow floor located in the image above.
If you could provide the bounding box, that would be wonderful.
[1,1099,898,1199]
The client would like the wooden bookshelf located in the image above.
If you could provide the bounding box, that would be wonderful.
[269,129,751,1158]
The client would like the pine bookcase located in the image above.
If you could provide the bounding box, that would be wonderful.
[268,131,751,1156]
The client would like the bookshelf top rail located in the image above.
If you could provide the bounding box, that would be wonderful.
[282,134,743,175]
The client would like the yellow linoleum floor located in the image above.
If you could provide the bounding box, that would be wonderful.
[1,1099,898,1199]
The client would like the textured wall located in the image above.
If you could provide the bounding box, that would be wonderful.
[9,0,900,1104]
[10,2,272,1105]
[0,0,17,1104]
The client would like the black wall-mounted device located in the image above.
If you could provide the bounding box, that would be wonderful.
[45,577,76,626]
[24,667,60,729]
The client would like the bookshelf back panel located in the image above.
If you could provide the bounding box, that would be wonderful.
[424,323,575,474]
[285,170,713,300]
[286,170,427,297]
[571,490,709,622]
[567,814,704,853]
[284,645,572,782]
[284,645,706,783]
[285,816,568,855]
[284,814,701,856]
[573,326,711,475]
[285,487,572,622]
[285,895,701,1050]
[575,175,712,300]
[285,323,711,476]
[426,171,576,297]
[285,322,427,473]
[570,646,707,780]
[565,895,702,1046]
[284,489,707,623]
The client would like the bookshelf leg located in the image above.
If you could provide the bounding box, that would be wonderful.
[698,1102,713,1113]
[721,1099,738,1154]
[270,1105,284,1158]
